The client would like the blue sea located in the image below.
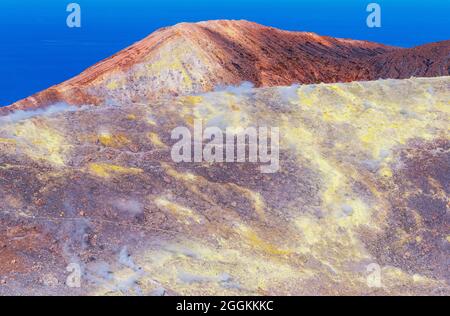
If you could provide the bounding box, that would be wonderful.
[0,0,449,105]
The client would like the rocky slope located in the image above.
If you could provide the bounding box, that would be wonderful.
[368,40,450,79]
[0,77,449,295]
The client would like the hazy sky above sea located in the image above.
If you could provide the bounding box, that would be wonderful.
[0,0,449,105]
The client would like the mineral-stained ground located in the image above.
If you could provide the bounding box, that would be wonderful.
[0,77,449,295]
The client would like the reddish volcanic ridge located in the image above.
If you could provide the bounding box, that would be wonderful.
[4,20,450,112]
